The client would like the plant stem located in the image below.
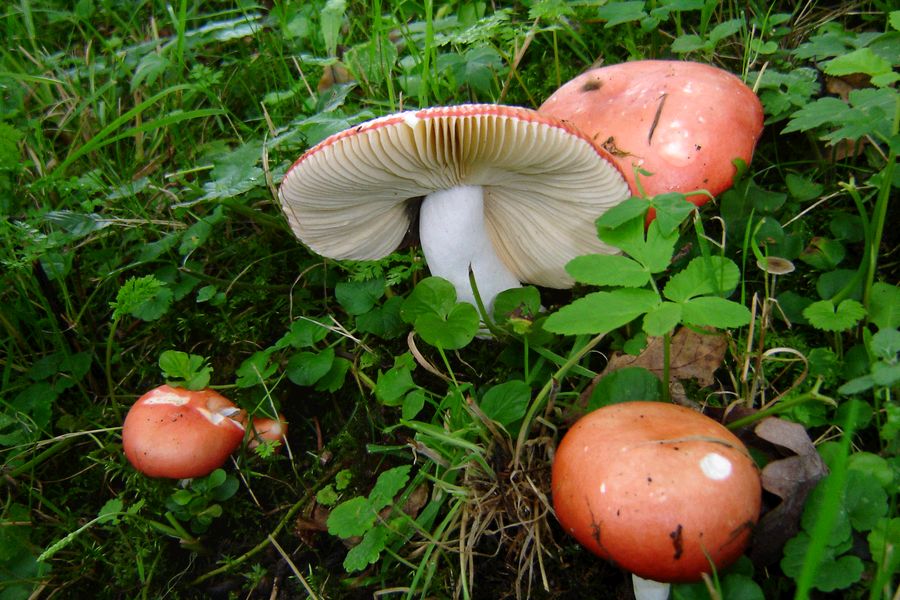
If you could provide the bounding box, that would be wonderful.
[514,333,606,465]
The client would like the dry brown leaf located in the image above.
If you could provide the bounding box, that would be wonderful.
[749,417,828,565]
[606,327,727,386]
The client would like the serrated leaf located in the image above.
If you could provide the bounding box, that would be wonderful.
[803,299,866,332]
[664,256,741,302]
[544,288,660,335]
[368,465,411,511]
[681,296,751,328]
[599,217,677,274]
[565,254,649,287]
[327,496,375,538]
[597,1,646,27]
[343,525,388,572]
[825,48,893,79]
[642,301,682,336]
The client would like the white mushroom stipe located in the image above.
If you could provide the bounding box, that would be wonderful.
[419,185,521,311]
[699,452,733,481]
[632,574,671,600]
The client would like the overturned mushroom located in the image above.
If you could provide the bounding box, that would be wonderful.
[278,104,630,312]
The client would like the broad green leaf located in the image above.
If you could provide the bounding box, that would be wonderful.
[400,277,457,324]
[286,348,335,387]
[803,299,866,332]
[414,302,479,350]
[235,349,277,388]
[316,357,351,393]
[587,367,661,411]
[799,237,845,271]
[199,143,264,200]
[479,380,530,429]
[565,254,650,287]
[786,173,824,201]
[844,469,888,531]
[681,296,751,328]
[402,389,427,420]
[492,286,541,322]
[274,318,330,349]
[356,296,407,339]
[320,0,346,56]
[544,288,660,335]
[335,278,385,315]
[867,518,900,575]
[663,256,741,302]
[376,363,417,407]
[781,533,864,592]
[848,453,895,492]
[871,328,900,361]
[869,283,900,329]
[642,301,682,336]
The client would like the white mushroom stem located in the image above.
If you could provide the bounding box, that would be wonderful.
[632,575,671,600]
[419,185,521,313]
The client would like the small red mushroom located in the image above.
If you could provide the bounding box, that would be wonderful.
[552,401,761,599]
[539,60,764,207]
[122,385,246,479]
[247,414,288,451]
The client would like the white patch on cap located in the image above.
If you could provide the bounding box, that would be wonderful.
[600,482,606,494]
[699,452,732,481]
[142,390,189,406]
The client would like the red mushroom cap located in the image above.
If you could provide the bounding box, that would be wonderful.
[248,414,288,451]
[539,60,764,206]
[551,401,761,583]
[122,385,246,479]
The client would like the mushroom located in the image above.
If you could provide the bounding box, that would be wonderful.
[539,60,764,206]
[248,413,288,451]
[122,385,246,479]
[278,104,630,312]
[551,401,761,599]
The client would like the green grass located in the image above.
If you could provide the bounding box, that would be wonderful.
[1,1,898,599]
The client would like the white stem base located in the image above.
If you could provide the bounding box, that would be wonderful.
[419,185,521,313]
[631,574,670,600]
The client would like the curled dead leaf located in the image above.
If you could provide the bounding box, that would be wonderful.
[749,417,829,565]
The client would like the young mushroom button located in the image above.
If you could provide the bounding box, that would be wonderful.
[278,104,630,312]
